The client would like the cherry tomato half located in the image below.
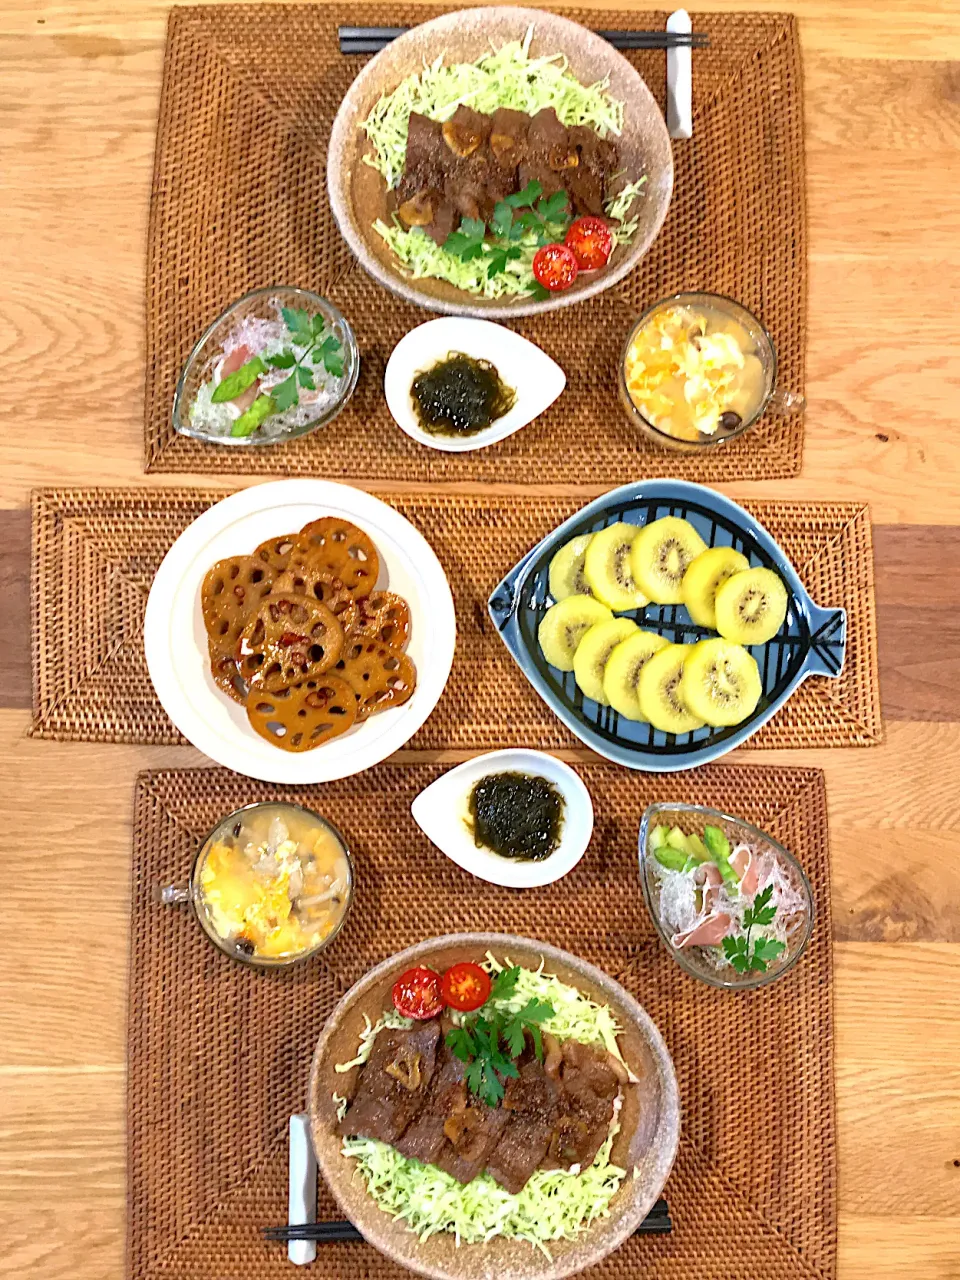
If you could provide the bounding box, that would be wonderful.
[392,966,444,1020]
[440,962,492,1013]
[532,243,579,293]
[564,217,613,271]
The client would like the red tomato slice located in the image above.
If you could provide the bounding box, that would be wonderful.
[392,966,444,1020]
[441,962,492,1012]
[564,217,613,271]
[532,243,579,293]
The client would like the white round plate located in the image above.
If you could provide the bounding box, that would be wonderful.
[410,749,594,888]
[384,318,566,452]
[144,480,456,783]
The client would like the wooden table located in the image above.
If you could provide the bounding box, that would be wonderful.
[1,2,959,1277]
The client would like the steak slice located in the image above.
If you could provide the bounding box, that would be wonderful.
[545,1039,620,1171]
[393,1041,467,1167]
[434,1097,510,1184]
[337,1019,440,1145]
[486,1052,561,1194]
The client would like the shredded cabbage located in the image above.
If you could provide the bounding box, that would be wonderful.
[373,218,551,301]
[341,1125,625,1255]
[362,27,624,189]
[482,951,631,1070]
[334,953,633,1251]
[334,1007,413,1073]
[605,177,649,243]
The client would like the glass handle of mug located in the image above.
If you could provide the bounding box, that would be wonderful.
[158,883,191,905]
[767,387,805,417]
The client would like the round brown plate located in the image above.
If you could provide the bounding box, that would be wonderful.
[308,932,679,1280]
[327,7,673,320]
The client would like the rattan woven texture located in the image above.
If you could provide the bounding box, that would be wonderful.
[128,761,835,1280]
[31,487,882,749]
[145,6,806,480]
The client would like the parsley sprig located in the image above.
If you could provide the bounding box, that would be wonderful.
[722,885,787,974]
[443,180,572,284]
[215,307,344,439]
[444,965,554,1108]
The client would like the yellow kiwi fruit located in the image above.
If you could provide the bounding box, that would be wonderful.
[630,517,707,604]
[636,643,705,735]
[681,546,751,629]
[714,568,788,645]
[680,638,762,727]
[548,534,594,602]
[537,596,613,671]
[602,630,671,720]
[583,523,649,612]
[573,618,639,704]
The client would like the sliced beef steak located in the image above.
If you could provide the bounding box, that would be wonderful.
[337,1019,440,1145]
[393,1041,468,1167]
[486,1049,561,1194]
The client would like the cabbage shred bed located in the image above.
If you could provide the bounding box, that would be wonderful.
[335,953,630,1253]
[359,31,646,299]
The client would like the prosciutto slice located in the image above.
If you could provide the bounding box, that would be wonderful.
[671,910,732,950]
[729,845,760,896]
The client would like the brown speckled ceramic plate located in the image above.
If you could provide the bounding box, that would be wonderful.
[308,932,679,1280]
[327,7,674,319]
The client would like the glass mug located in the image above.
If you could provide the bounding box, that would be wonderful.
[618,291,804,453]
[159,801,354,969]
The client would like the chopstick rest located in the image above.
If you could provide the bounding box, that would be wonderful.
[287,1113,318,1266]
[666,10,694,139]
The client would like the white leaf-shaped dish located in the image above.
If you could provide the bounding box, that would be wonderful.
[384,318,566,452]
[410,750,593,888]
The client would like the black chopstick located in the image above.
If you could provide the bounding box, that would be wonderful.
[264,1197,671,1242]
[338,26,708,54]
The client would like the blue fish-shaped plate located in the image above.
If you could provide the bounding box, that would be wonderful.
[488,480,847,772]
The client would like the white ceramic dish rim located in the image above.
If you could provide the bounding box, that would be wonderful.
[410,749,594,887]
[143,480,456,783]
[383,318,566,453]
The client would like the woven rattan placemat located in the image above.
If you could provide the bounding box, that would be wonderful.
[145,5,806,481]
[31,487,882,748]
[128,760,835,1280]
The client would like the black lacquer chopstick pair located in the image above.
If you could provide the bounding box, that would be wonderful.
[264,1196,672,1242]
[339,25,708,54]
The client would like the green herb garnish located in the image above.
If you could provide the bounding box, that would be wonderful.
[445,966,554,1107]
[267,310,345,414]
[721,885,786,974]
[442,182,572,281]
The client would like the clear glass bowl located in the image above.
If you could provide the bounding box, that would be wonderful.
[160,801,354,969]
[173,286,360,447]
[618,291,803,454]
[638,802,815,990]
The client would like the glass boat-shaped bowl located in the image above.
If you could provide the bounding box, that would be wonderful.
[639,802,815,990]
[488,479,847,772]
[173,286,360,447]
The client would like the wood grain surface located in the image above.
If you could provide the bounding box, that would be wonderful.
[1,2,959,1278]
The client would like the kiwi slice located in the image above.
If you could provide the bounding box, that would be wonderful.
[714,568,788,645]
[636,643,705,735]
[548,534,594,602]
[573,618,638,704]
[538,596,613,671]
[681,546,751,629]
[630,517,707,604]
[602,630,671,721]
[583,523,649,611]
[680,638,762,727]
